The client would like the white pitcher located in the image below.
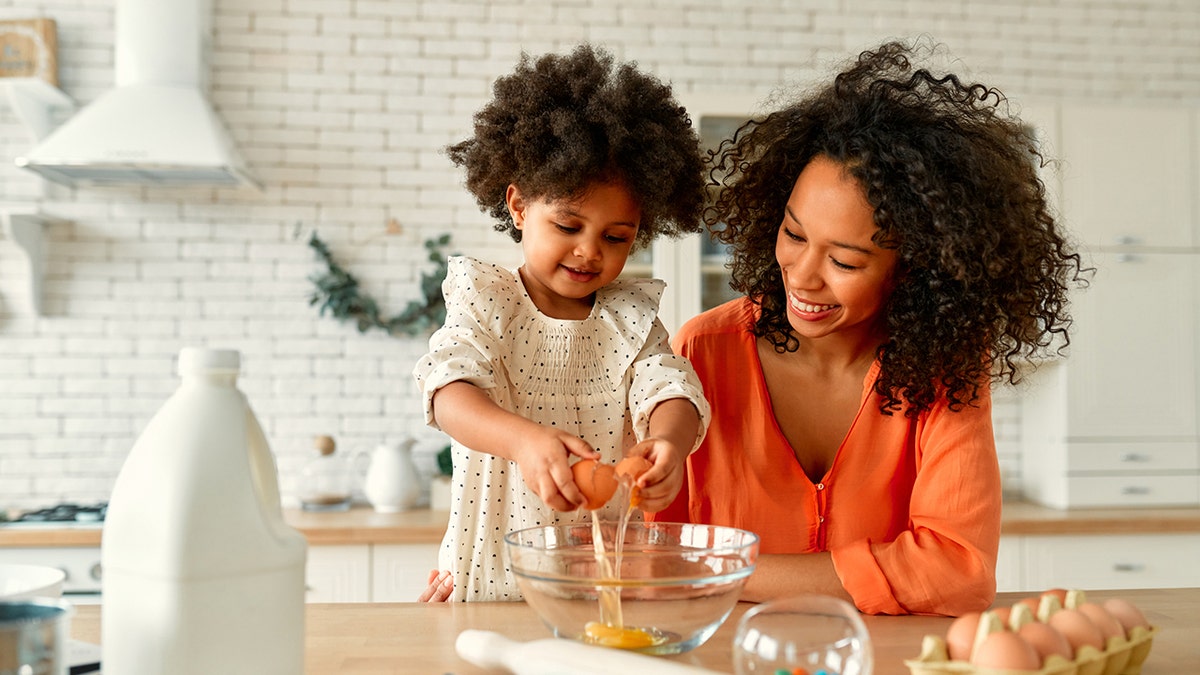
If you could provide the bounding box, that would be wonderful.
[363,439,421,513]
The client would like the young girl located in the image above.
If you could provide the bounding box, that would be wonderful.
[413,45,711,602]
[649,40,1087,616]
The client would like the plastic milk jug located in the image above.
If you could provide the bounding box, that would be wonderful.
[101,348,307,674]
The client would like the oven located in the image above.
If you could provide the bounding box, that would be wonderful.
[0,503,105,604]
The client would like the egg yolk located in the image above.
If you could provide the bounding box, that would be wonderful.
[583,621,663,649]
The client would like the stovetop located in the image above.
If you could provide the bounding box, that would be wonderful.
[1,502,107,528]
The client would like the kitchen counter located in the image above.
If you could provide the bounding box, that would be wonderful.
[4,501,1200,548]
[0,506,450,547]
[67,587,1200,674]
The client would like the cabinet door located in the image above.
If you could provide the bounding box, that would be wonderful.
[1023,534,1200,590]
[637,92,764,333]
[1060,104,1195,248]
[995,536,1027,593]
[371,543,440,602]
[1064,251,1196,438]
[306,545,371,603]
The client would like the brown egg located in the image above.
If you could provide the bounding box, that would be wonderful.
[1078,602,1124,642]
[1048,608,1105,654]
[1015,596,1040,614]
[945,611,982,661]
[970,631,1041,671]
[1018,621,1074,662]
[615,456,652,481]
[1042,588,1069,605]
[1102,598,1150,637]
[614,456,653,506]
[571,459,617,510]
[992,606,1013,629]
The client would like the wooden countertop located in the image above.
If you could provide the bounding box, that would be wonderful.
[4,501,1200,548]
[0,506,450,548]
[67,588,1200,674]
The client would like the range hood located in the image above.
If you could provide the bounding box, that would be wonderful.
[15,0,259,189]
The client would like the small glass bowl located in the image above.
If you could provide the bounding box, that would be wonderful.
[733,595,874,675]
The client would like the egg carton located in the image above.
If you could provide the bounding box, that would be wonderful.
[905,590,1157,675]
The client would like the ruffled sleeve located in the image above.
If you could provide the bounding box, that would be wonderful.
[598,279,711,452]
[411,256,519,429]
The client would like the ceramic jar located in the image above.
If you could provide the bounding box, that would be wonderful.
[363,439,421,513]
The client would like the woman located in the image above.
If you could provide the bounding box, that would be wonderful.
[649,40,1086,617]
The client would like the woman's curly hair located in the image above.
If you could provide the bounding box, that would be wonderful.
[447,44,706,248]
[709,40,1088,416]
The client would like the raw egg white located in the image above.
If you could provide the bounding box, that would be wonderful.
[970,631,1041,671]
[571,460,617,510]
[1102,598,1150,637]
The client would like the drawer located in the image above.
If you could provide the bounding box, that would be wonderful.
[1023,533,1200,590]
[1066,442,1199,472]
[1062,474,1199,508]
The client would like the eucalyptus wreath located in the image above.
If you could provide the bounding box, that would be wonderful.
[307,231,453,337]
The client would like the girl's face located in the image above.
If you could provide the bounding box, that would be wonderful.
[507,180,641,319]
[775,155,898,344]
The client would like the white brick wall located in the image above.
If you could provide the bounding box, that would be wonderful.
[1,0,1197,510]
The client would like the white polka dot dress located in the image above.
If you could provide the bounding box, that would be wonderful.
[413,256,710,601]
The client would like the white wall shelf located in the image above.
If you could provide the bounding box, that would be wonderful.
[1,206,68,315]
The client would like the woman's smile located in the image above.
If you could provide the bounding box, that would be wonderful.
[787,294,839,319]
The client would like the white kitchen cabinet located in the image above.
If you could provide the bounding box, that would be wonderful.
[306,543,439,603]
[306,545,371,603]
[1059,104,1196,248]
[995,535,1026,592]
[998,533,1200,592]
[1021,534,1200,590]
[371,543,440,602]
[623,92,764,334]
[1020,102,1200,509]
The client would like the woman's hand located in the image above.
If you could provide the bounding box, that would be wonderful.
[511,427,599,511]
[418,569,454,602]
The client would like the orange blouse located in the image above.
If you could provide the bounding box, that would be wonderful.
[650,298,1002,616]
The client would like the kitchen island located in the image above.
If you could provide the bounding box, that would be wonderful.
[68,587,1198,674]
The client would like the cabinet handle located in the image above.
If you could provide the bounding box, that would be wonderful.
[1114,235,1137,246]
[1114,253,1136,263]
[1120,453,1150,463]
[1121,486,1151,495]
[1113,563,1145,573]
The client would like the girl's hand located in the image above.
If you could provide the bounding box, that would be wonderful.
[511,427,599,511]
[622,437,687,513]
[419,569,454,602]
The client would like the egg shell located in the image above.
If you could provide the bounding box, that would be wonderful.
[970,630,1041,671]
[1041,588,1069,605]
[991,606,1013,630]
[1047,607,1105,654]
[1102,598,1149,638]
[615,456,652,481]
[1077,602,1125,643]
[944,611,982,662]
[571,460,618,510]
[1017,620,1073,663]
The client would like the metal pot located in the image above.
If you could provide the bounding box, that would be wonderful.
[0,599,72,675]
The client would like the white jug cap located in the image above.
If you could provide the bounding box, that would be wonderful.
[177,348,241,375]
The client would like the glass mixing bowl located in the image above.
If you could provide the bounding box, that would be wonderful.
[505,521,759,655]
